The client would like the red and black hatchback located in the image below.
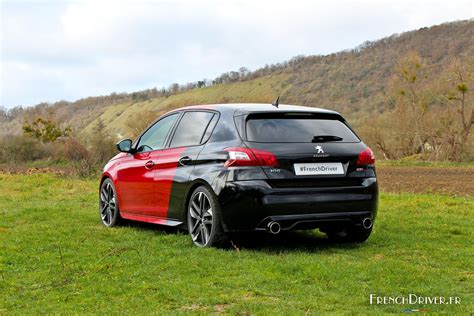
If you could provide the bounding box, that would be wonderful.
[100,104,378,247]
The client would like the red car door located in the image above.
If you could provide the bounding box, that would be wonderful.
[115,113,180,216]
[116,150,160,214]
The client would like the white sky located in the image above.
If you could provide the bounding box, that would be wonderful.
[0,0,472,108]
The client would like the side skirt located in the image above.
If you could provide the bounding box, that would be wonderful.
[120,212,183,227]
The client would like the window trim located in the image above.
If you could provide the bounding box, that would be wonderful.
[199,113,218,144]
[132,111,183,153]
[166,109,220,149]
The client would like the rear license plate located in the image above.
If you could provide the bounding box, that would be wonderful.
[294,163,345,176]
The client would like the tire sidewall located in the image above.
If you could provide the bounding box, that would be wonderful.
[100,178,121,227]
[187,186,223,247]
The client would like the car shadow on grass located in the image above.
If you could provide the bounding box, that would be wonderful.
[120,220,362,252]
[226,230,362,253]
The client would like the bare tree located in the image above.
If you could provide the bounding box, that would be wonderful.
[393,52,432,154]
[443,60,473,160]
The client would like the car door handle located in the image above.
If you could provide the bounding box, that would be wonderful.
[144,160,155,170]
[178,156,192,166]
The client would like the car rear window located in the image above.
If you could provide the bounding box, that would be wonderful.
[245,113,359,143]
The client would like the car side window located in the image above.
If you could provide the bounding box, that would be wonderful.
[136,113,179,152]
[170,111,215,147]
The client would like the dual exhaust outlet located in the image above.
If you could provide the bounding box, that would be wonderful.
[266,217,372,234]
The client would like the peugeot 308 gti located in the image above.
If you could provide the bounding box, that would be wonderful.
[100,104,378,247]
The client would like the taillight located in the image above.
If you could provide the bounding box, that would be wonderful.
[224,147,278,167]
[357,147,375,165]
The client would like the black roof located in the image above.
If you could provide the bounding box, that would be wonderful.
[175,103,340,116]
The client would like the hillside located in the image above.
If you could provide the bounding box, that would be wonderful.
[0,20,472,139]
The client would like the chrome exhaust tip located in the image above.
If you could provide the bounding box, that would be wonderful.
[362,217,373,230]
[267,221,281,234]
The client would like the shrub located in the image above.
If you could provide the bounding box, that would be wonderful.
[59,137,90,162]
[0,135,46,163]
[71,159,98,177]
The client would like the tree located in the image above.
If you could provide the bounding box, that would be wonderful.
[361,53,473,161]
[170,83,180,94]
[0,107,7,122]
[22,117,71,143]
[239,67,249,79]
[393,52,432,154]
[89,118,116,164]
[443,60,473,160]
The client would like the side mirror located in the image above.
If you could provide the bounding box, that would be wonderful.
[116,139,134,153]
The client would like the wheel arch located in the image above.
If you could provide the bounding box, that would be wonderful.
[99,173,120,205]
[100,173,111,185]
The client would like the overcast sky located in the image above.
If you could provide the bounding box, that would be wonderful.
[0,0,472,108]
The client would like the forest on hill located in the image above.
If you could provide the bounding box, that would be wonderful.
[0,20,472,169]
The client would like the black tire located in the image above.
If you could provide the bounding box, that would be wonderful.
[99,179,122,227]
[187,186,227,248]
[325,225,372,243]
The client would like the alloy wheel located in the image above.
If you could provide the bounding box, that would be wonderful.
[100,181,117,226]
[188,191,213,247]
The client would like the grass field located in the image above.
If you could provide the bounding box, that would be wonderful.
[0,173,472,314]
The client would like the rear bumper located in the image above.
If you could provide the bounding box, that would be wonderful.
[217,178,378,232]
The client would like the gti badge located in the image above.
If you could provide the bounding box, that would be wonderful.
[315,145,324,154]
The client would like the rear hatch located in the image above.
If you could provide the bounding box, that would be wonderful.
[240,112,371,187]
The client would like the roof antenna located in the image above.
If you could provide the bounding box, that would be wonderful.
[272,96,280,108]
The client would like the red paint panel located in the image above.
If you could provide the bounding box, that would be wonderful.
[115,151,159,214]
[106,147,186,218]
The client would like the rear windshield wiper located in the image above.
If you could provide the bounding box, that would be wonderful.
[312,135,343,142]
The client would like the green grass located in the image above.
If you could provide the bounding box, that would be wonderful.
[0,173,472,314]
[0,160,71,170]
